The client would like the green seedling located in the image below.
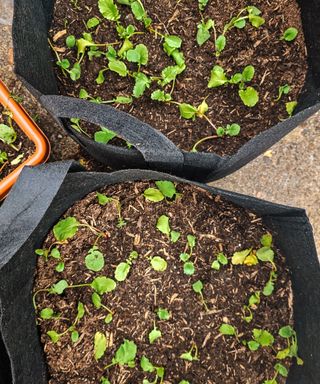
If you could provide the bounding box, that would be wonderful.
[156,308,170,321]
[79,88,133,106]
[281,27,299,42]
[198,0,208,11]
[94,127,117,144]
[55,262,65,273]
[275,84,291,102]
[144,180,177,202]
[115,250,138,281]
[33,276,117,310]
[247,328,274,351]
[180,235,196,275]
[87,17,100,29]
[219,323,240,342]
[180,343,199,362]
[286,101,297,117]
[151,89,172,102]
[97,192,126,228]
[179,381,190,384]
[0,121,18,150]
[92,291,114,323]
[211,252,228,271]
[156,214,171,236]
[208,65,259,107]
[242,291,261,323]
[116,23,140,40]
[159,64,185,93]
[101,377,111,384]
[85,246,105,272]
[191,122,241,151]
[35,245,61,262]
[216,123,241,137]
[263,270,278,296]
[39,307,59,320]
[141,355,165,384]
[155,213,181,243]
[276,325,303,365]
[117,0,152,27]
[0,151,8,166]
[99,0,120,22]
[192,280,208,311]
[174,99,219,135]
[49,39,83,81]
[47,301,85,343]
[263,362,288,384]
[150,256,168,272]
[148,322,162,343]
[94,331,108,360]
[66,35,76,48]
[197,19,214,46]
[53,216,106,241]
[70,118,90,137]
[127,44,149,66]
[133,72,151,98]
[217,6,264,56]
[105,339,137,369]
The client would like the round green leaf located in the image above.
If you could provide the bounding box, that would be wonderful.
[85,246,105,272]
[115,262,131,281]
[150,256,167,272]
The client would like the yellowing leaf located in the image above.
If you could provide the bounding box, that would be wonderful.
[231,248,252,265]
[244,253,258,266]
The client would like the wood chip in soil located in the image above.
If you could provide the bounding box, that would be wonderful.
[33,181,296,384]
[49,0,307,156]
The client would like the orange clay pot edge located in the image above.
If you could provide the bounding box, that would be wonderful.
[0,80,50,200]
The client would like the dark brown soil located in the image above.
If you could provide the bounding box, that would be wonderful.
[49,0,307,155]
[33,181,295,384]
[0,106,35,180]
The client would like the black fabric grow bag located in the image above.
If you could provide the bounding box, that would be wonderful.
[0,161,319,383]
[12,0,320,181]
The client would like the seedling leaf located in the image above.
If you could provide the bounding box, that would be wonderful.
[94,332,107,360]
[208,66,228,88]
[219,323,236,336]
[156,215,170,236]
[53,217,79,241]
[256,247,274,263]
[144,188,164,202]
[239,86,259,107]
[282,27,298,42]
[98,0,120,21]
[91,276,116,294]
[155,181,176,199]
[113,339,137,366]
[150,256,167,272]
[85,246,105,272]
[115,262,131,281]
[157,308,170,320]
[149,326,162,343]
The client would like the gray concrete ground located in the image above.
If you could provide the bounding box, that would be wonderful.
[1,2,319,252]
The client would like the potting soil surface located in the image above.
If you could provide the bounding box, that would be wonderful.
[50,0,307,155]
[34,181,295,384]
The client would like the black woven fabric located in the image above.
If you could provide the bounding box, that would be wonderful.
[0,162,319,383]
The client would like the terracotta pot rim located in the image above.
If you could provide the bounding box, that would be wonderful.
[0,79,50,200]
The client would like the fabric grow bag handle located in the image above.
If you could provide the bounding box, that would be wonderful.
[40,95,184,172]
